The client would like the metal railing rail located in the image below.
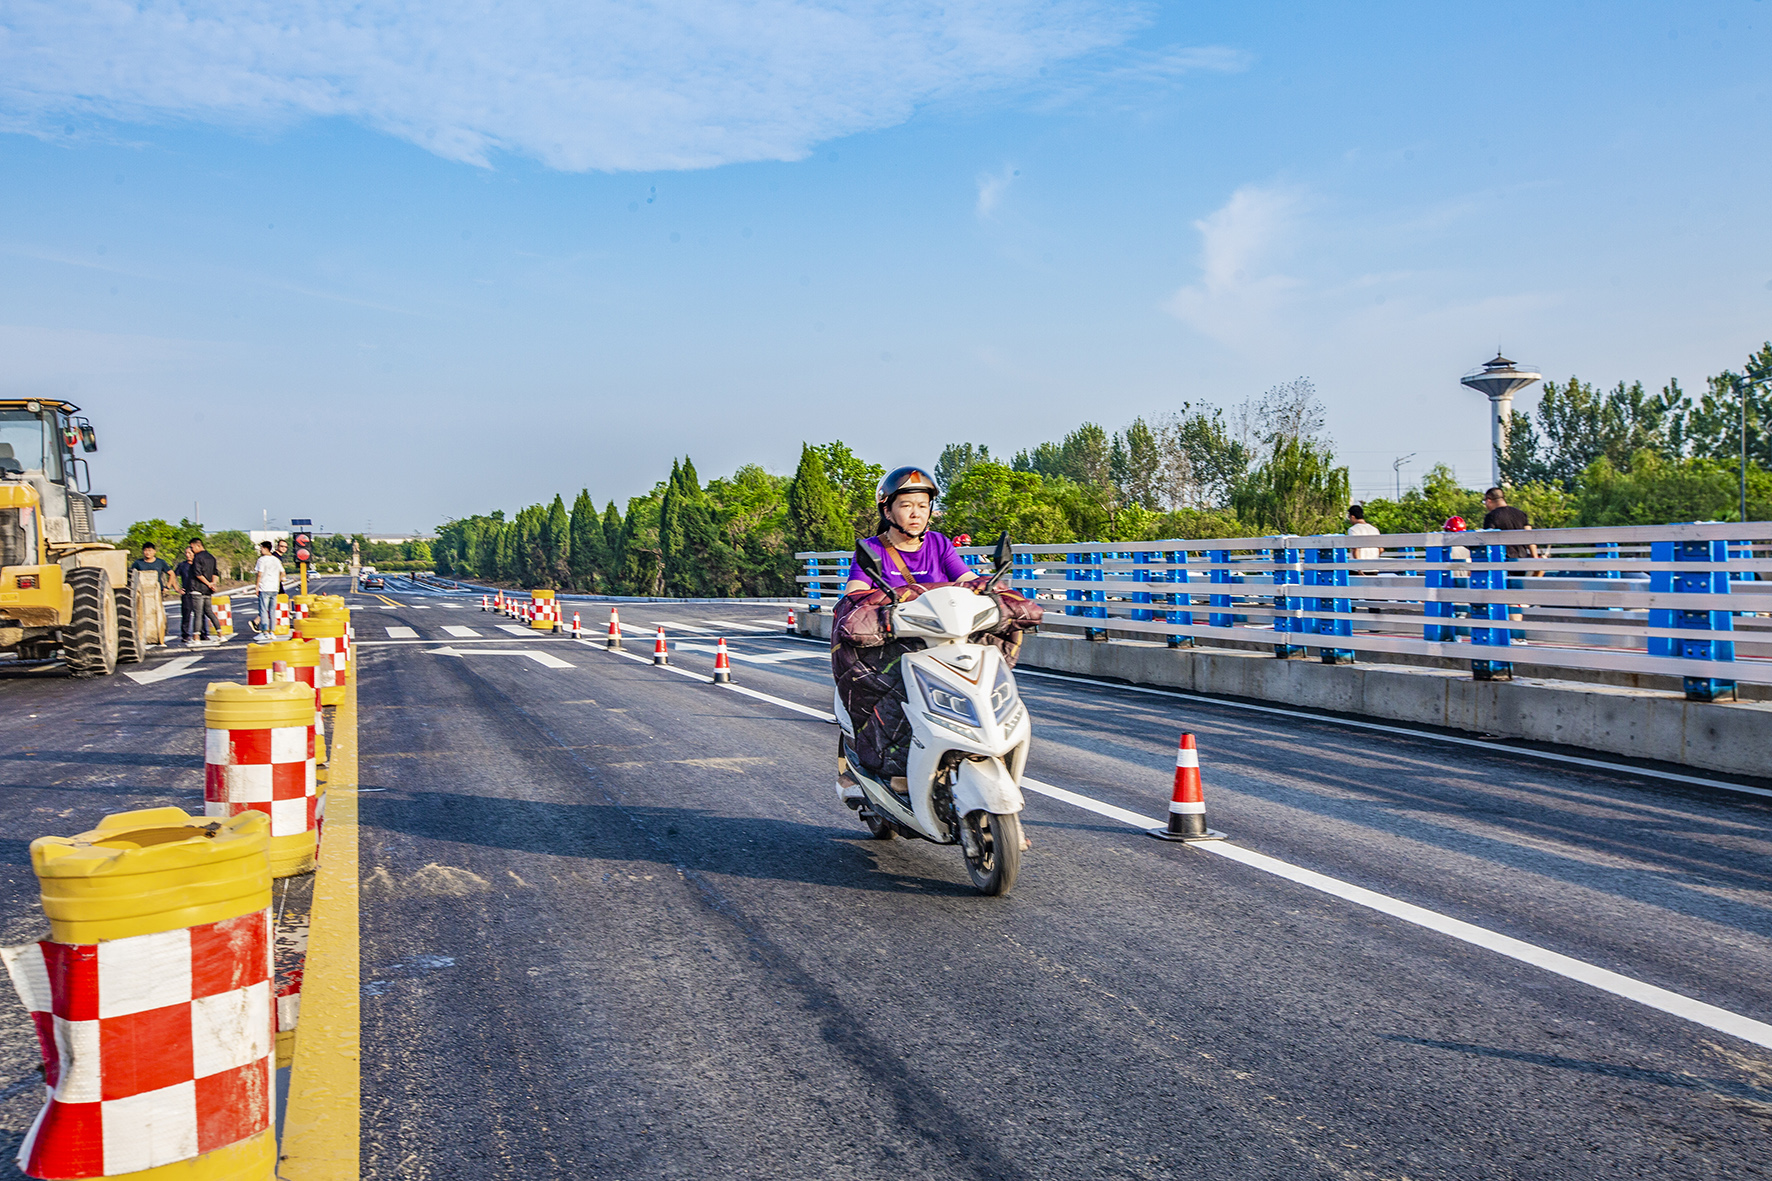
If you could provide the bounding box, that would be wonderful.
[798,522,1772,699]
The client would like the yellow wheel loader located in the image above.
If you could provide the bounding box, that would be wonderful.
[1,399,161,676]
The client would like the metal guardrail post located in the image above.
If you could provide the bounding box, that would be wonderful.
[1166,549,1194,648]
[1131,551,1154,623]
[807,556,822,612]
[1650,538,1736,701]
[1598,541,1620,578]
[1085,550,1107,640]
[1208,549,1233,629]
[1308,546,1355,663]
[1272,541,1306,658]
[1423,544,1456,642]
[1469,541,1513,680]
[1013,549,1033,599]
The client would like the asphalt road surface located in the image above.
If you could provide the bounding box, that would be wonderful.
[3,576,1770,1179]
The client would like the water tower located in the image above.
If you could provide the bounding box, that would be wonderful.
[1461,353,1541,487]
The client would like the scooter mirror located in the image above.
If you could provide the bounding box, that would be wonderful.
[992,533,1013,571]
[853,540,889,591]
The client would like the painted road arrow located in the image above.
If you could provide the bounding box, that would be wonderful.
[429,646,574,669]
[123,655,206,685]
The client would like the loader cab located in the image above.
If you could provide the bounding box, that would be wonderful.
[0,400,101,544]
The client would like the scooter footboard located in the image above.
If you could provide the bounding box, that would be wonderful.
[951,757,1024,817]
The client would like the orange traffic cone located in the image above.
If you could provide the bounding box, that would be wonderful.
[786,607,797,634]
[571,611,582,639]
[1148,733,1224,842]
[607,607,622,650]
[653,626,669,666]
[712,638,733,684]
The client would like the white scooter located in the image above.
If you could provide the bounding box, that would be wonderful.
[833,538,1031,895]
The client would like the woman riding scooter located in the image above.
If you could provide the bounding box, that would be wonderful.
[832,467,1040,803]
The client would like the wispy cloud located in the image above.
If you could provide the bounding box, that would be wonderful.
[0,1,1143,172]
[975,165,1018,218]
[1165,184,1305,343]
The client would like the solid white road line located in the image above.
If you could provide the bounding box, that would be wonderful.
[578,638,839,720]
[379,606,398,611]
[1018,776,1772,1051]
[441,626,481,638]
[671,641,823,665]
[430,646,574,669]
[1017,669,1772,801]
[703,620,774,632]
[385,626,419,639]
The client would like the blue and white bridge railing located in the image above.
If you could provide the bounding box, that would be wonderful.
[797,521,1772,702]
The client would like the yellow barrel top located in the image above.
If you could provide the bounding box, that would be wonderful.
[32,808,271,942]
[204,680,316,730]
[245,637,320,670]
[531,589,555,600]
[294,613,347,639]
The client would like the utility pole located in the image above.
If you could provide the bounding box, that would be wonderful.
[1742,372,1753,524]
[1392,453,1416,500]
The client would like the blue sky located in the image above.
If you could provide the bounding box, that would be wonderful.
[1,1,1768,533]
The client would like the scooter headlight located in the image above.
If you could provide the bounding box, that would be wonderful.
[988,663,1021,724]
[913,665,981,727]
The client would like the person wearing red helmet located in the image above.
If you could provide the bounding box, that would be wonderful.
[842,466,980,595]
[1443,515,1472,562]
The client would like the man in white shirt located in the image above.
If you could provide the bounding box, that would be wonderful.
[1347,504,1381,563]
[252,541,285,641]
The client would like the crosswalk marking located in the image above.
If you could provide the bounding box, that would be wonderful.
[703,619,774,632]
[385,626,419,639]
[498,624,534,636]
[379,606,398,611]
[442,626,481,638]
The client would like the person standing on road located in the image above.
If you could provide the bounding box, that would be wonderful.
[274,538,292,595]
[174,543,198,643]
[189,538,220,645]
[130,543,173,596]
[1481,488,1538,642]
[253,541,285,641]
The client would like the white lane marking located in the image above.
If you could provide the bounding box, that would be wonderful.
[1016,669,1772,801]
[577,638,838,720]
[430,646,574,669]
[672,641,822,665]
[441,626,481,638]
[123,655,205,685]
[1017,777,1772,1051]
[637,619,718,633]
[409,606,431,609]
[497,624,535,636]
[379,606,398,611]
[703,619,774,632]
[443,604,462,609]
[385,626,419,639]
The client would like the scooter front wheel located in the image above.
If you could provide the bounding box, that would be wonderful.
[962,811,1021,896]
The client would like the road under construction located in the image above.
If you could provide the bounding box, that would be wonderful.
[1,575,1769,1179]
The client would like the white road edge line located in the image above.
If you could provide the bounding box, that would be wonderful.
[1017,669,1772,800]
[1018,776,1772,1051]
[579,639,837,720]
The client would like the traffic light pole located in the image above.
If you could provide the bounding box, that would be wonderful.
[292,519,314,599]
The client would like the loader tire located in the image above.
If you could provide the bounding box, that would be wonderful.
[117,584,146,664]
[65,567,119,676]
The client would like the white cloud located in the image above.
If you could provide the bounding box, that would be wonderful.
[975,164,1017,217]
[0,0,1143,172]
[1164,184,1304,343]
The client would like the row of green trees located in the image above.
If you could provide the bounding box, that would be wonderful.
[433,343,1770,593]
[120,521,433,579]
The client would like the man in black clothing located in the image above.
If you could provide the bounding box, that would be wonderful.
[187,538,221,645]
[174,544,197,642]
[1481,488,1538,563]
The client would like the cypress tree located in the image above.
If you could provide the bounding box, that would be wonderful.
[787,443,853,554]
[602,501,624,593]
[568,489,602,591]
[545,494,571,588]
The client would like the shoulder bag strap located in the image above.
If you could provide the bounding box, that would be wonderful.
[884,543,921,586]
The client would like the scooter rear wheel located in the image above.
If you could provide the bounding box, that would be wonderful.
[963,811,1021,896]
[860,808,896,840]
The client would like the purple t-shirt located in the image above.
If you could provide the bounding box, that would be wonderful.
[847,532,971,589]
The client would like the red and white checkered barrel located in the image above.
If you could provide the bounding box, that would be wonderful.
[273,595,291,636]
[203,683,317,879]
[296,612,350,706]
[6,808,278,1179]
[245,638,319,690]
[530,590,558,630]
[214,595,232,635]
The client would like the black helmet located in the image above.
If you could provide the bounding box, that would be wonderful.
[877,466,939,508]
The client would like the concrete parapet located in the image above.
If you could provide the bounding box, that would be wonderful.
[796,610,1769,778]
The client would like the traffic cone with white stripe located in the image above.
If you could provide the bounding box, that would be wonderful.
[481,594,489,611]
[653,626,669,666]
[572,611,582,639]
[607,607,622,650]
[786,607,797,634]
[1148,733,1225,842]
[712,637,733,683]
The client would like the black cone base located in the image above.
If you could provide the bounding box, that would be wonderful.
[1147,826,1226,843]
